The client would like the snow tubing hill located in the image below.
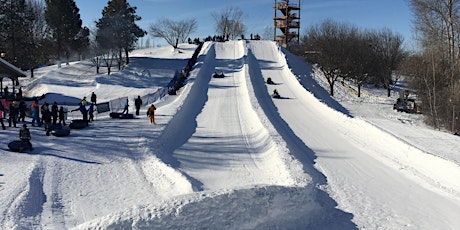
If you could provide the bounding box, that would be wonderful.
[8,140,33,152]
[110,112,134,119]
[69,119,88,129]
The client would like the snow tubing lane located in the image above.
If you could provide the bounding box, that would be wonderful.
[69,119,88,129]
[8,140,33,152]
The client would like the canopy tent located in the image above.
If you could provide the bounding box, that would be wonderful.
[0,57,27,98]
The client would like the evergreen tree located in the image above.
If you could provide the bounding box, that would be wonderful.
[0,0,35,69]
[96,0,146,65]
[45,0,88,65]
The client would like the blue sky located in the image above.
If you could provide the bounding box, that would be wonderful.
[75,0,414,47]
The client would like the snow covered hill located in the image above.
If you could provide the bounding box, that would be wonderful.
[0,41,459,229]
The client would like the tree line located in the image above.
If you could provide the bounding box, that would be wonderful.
[0,1,247,76]
[0,0,145,77]
[296,0,460,132]
[404,0,460,132]
[298,19,406,98]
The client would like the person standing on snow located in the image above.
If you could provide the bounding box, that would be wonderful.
[18,100,26,122]
[121,99,129,114]
[88,103,94,122]
[147,104,156,124]
[90,92,97,105]
[8,101,18,128]
[31,99,40,126]
[42,103,52,136]
[0,100,5,130]
[51,102,58,125]
[134,96,142,116]
[72,103,88,122]
[81,97,87,106]
[58,106,67,126]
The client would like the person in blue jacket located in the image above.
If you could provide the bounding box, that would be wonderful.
[88,103,94,122]
[72,103,88,122]
[121,99,129,114]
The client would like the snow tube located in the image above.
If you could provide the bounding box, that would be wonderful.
[118,113,134,119]
[50,123,63,130]
[69,119,88,129]
[8,140,33,152]
[110,112,133,119]
[109,112,122,118]
[212,73,225,78]
[51,127,70,137]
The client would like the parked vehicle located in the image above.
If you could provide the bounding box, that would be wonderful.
[393,98,418,113]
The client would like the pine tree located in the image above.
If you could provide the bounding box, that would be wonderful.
[0,0,35,68]
[96,0,146,65]
[45,0,88,65]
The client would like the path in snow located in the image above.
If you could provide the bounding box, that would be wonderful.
[160,41,303,191]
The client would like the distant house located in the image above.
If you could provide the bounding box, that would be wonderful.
[0,57,27,98]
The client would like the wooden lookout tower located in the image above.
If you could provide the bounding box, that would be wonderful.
[273,0,300,47]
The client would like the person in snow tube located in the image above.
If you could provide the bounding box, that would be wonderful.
[272,89,281,98]
[19,124,33,151]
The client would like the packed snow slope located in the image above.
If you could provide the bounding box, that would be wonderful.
[0,40,459,229]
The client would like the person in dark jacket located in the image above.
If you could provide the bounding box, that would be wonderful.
[58,106,67,126]
[88,103,94,122]
[72,103,88,121]
[51,102,58,125]
[134,96,142,116]
[42,104,52,136]
[8,101,17,128]
[18,100,26,122]
[19,124,31,140]
[40,102,48,125]
[90,92,97,105]
[0,100,5,130]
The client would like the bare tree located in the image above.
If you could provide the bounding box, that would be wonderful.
[303,20,357,96]
[408,0,460,131]
[263,25,274,40]
[149,18,198,49]
[347,31,374,97]
[212,6,246,39]
[369,28,406,97]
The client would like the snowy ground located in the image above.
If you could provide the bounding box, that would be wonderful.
[0,40,459,229]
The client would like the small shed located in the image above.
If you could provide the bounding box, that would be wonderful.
[0,57,27,98]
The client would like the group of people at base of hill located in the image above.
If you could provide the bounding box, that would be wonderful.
[124,95,157,124]
[1,90,159,152]
[67,93,157,125]
[0,97,28,130]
